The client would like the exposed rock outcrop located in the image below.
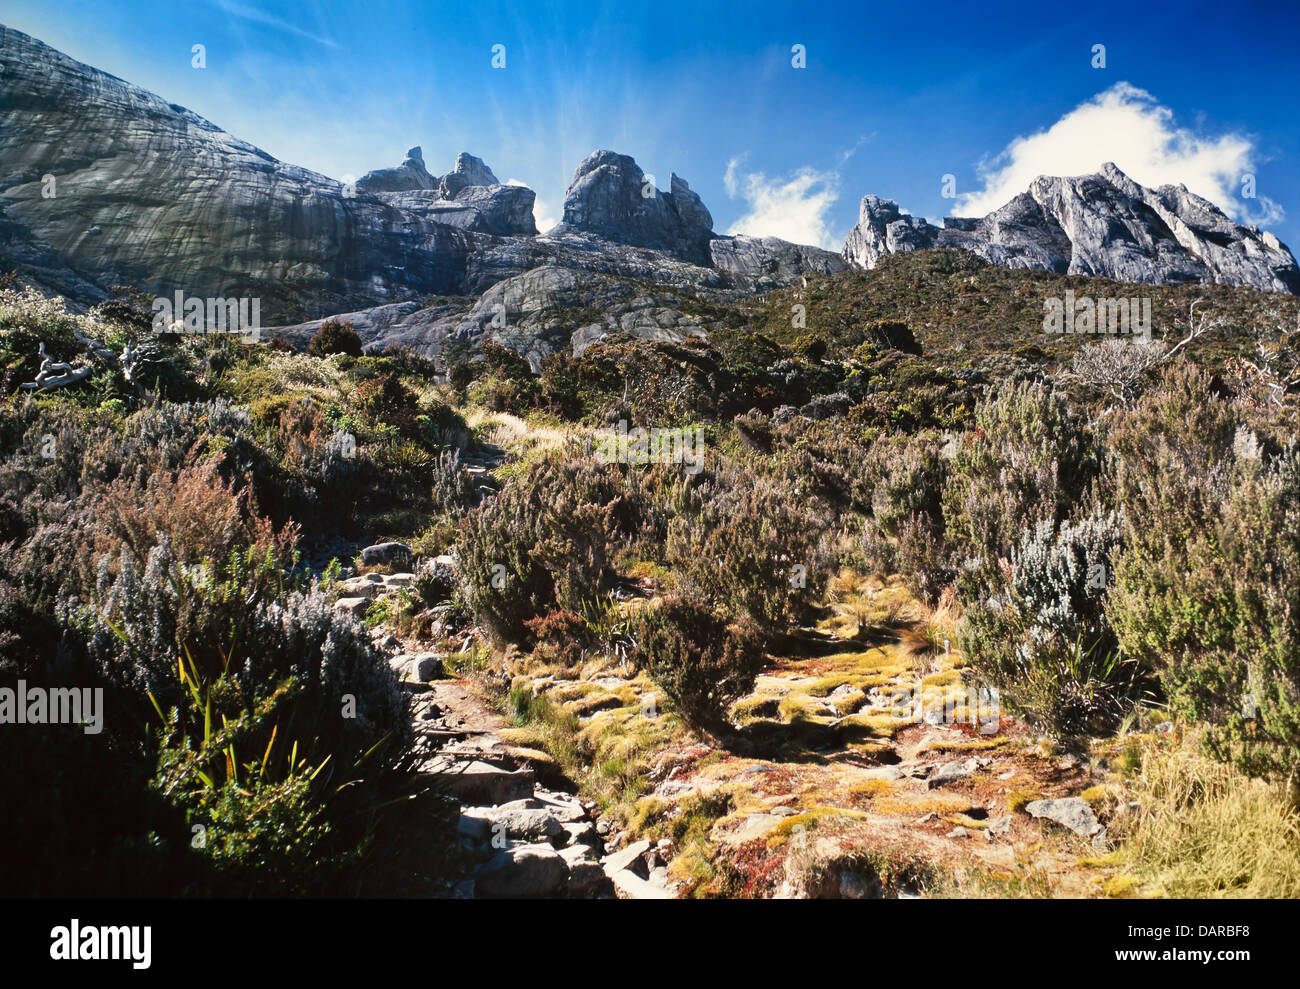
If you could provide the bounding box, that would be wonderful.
[843,162,1299,293]
[355,146,439,193]
[551,150,716,266]
[710,234,848,289]
[358,147,537,237]
[0,26,527,318]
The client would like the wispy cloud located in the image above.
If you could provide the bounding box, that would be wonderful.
[958,82,1281,226]
[211,0,339,49]
[724,157,842,249]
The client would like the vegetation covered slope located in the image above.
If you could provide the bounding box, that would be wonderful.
[2,248,1298,897]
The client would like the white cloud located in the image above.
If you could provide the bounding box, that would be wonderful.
[957,82,1282,226]
[724,159,842,249]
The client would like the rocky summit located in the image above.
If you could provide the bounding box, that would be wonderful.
[0,22,1295,378]
[551,150,717,265]
[0,25,845,335]
[842,161,1300,293]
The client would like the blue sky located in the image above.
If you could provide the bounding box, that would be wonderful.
[6,0,1298,249]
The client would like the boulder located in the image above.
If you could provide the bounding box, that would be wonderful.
[333,597,369,618]
[484,806,565,844]
[338,574,386,599]
[608,868,674,900]
[1024,797,1103,837]
[413,654,445,682]
[602,839,652,875]
[360,542,412,567]
[421,759,535,805]
[927,760,972,789]
[474,842,568,897]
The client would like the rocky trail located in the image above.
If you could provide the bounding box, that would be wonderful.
[335,423,1135,899]
[331,425,678,898]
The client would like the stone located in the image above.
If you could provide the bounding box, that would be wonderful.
[341,573,386,593]
[561,820,600,848]
[602,838,652,875]
[608,868,674,900]
[559,845,606,895]
[372,633,401,652]
[987,815,1013,836]
[333,597,369,618]
[474,842,568,897]
[420,759,535,805]
[928,760,972,789]
[484,806,564,844]
[560,842,596,866]
[413,654,444,682]
[457,810,492,843]
[360,542,412,567]
[530,791,587,824]
[1024,797,1103,838]
[946,826,970,839]
[728,813,786,843]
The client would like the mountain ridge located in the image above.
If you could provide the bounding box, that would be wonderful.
[0,23,1296,374]
[842,161,1299,293]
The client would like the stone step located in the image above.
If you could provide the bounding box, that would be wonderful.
[419,759,535,805]
[608,868,674,900]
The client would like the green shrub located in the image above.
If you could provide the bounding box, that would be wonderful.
[631,597,764,726]
[307,319,364,357]
[859,432,951,597]
[431,447,477,517]
[960,508,1138,736]
[665,456,827,630]
[1106,367,1300,781]
[458,449,634,640]
[943,379,1097,597]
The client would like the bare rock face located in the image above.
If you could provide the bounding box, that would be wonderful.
[843,162,1299,293]
[359,148,537,237]
[438,152,501,197]
[355,146,439,193]
[710,234,848,289]
[552,150,716,266]
[0,26,529,319]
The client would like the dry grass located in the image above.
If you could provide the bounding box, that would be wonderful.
[1120,734,1300,898]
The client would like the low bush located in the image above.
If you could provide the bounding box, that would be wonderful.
[960,508,1139,736]
[1106,367,1300,781]
[631,597,764,727]
[458,449,636,640]
[307,319,364,358]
